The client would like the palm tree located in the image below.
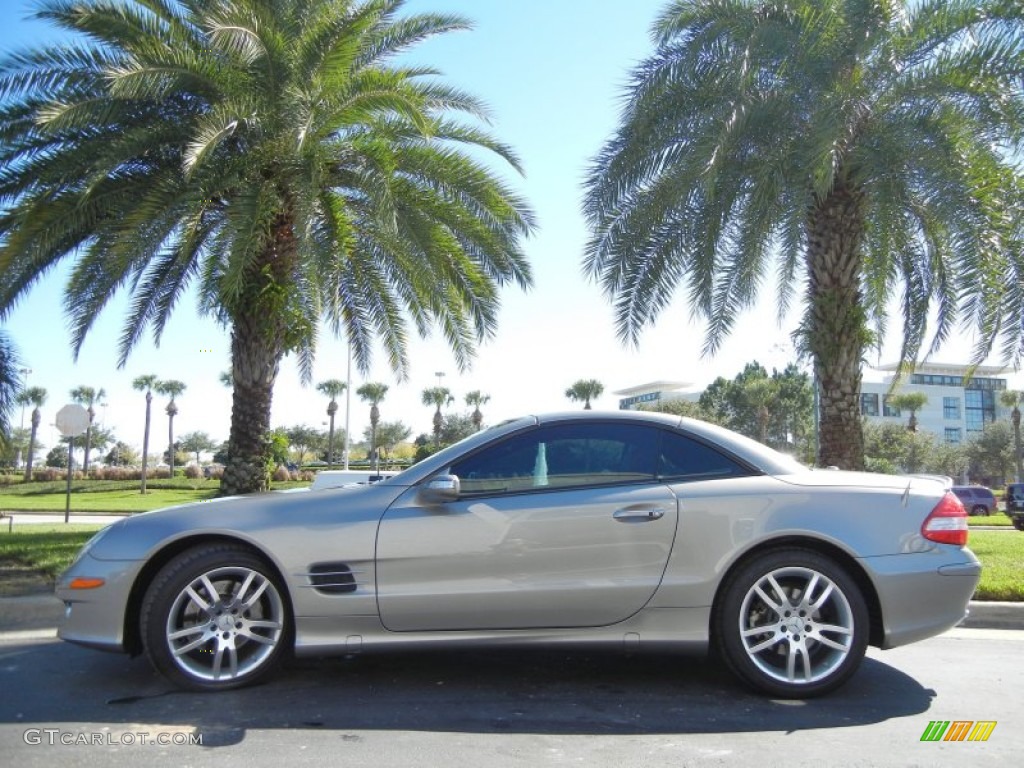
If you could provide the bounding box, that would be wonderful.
[156,380,186,476]
[317,379,347,469]
[583,0,1024,470]
[891,392,928,433]
[132,375,160,493]
[465,390,491,431]
[357,383,389,473]
[70,385,106,474]
[16,386,46,481]
[422,387,455,446]
[0,0,534,496]
[565,379,604,410]
[1001,390,1024,483]
[0,332,21,452]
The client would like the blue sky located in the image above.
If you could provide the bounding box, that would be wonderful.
[0,0,1011,454]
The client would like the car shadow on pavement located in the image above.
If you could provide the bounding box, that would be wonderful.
[0,639,935,746]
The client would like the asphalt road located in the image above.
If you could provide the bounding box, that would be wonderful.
[0,624,1019,768]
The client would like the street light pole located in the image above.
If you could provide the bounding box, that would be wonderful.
[344,341,352,470]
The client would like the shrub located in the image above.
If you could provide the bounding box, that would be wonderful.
[206,466,224,481]
[272,465,291,482]
[184,465,202,479]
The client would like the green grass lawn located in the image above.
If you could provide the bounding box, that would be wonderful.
[0,524,103,579]
[968,530,1024,601]
[0,478,310,513]
[968,512,1012,526]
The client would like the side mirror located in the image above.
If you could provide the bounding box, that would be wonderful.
[420,474,460,504]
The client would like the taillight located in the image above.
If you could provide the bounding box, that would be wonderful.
[921,491,969,546]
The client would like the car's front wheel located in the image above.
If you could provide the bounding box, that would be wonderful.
[715,548,868,698]
[140,543,291,691]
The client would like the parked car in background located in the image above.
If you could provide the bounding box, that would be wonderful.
[1004,483,1024,530]
[56,411,980,698]
[952,485,997,516]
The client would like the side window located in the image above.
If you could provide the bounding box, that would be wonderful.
[658,430,750,481]
[451,423,658,495]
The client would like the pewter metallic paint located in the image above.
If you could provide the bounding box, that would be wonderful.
[57,411,980,664]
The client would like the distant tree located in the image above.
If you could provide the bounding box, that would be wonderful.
[212,441,231,466]
[422,387,455,446]
[317,379,347,469]
[267,429,291,469]
[70,385,106,473]
[565,379,604,410]
[924,441,969,483]
[465,391,491,431]
[699,362,813,455]
[180,431,216,467]
[639,398,713,421]
[357,384,389,473]
[0,427,31,468]
[155,380,186,475]
[891,392,928,432]
[45,444,68,469]
[162,442,189,470]
[16,386,46,481]
[363,421,413,469]
[863,422,913,475]
[132,374,160,493]
[1000,390,1024,483]
[965,422,1015,486]
[439,413,477,445]
[285,425,325,467]
[104,441,138,467]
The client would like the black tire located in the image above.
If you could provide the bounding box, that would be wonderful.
[972,505,987,517]
[140,543,291,691]
[714,548,869,698]
[1013,518,1024,531]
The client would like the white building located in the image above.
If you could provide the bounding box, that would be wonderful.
[613,381,697,410]
[859,363,1011,444]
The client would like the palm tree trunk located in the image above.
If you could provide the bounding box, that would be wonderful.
[24,408,39,481]
[219,218,294,495]
[1011,409,1019,481]
[167,409,175,476]
[220,314,282,495]
[140,393,151,493]
[805,179,867,470]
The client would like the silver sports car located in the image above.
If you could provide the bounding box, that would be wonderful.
[57,411,980,698]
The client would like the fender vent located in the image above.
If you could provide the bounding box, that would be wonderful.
[305,562,358,595]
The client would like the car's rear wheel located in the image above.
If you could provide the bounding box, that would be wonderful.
[715,548,868,698]
[140,543,290,691]
[972,505,988,517]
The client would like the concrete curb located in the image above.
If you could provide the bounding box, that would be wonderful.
[1,594,1021,635]
[958,601,1024,630]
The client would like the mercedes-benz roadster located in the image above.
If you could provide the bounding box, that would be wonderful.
[57,411,980,697]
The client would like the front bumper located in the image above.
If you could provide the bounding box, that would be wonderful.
[56,553,144,653]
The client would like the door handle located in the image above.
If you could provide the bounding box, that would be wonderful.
[613,507,665,522]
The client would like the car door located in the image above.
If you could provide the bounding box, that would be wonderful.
[375,421,679,631]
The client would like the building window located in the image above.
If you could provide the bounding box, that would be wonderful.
[883,396,901,417]
[944,428,962,445]
[965,389,996,435]
[943,397,961,420]
[910,374,1006,390]
[860,393,879,417]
